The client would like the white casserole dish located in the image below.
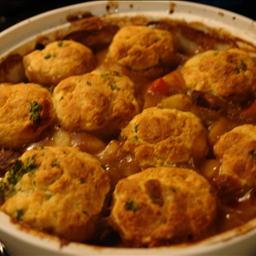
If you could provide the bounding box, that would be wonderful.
[1,1,256,255]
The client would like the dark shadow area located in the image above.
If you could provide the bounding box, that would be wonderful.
[0,0,83,31]
[0,0,255,32]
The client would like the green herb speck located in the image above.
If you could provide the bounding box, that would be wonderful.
[23,156,38,173]
[7,157,37,185]
[134,124,139,133]
[51,159,60,168]
[29,101,42,125]
[6,160,23,185]
[15,209,24,221]
[58,41,64,47]
[133,124,139,142]
[112,70,120,76]
[101,72,110,80]
[125,200,139,212]
[0,157,37,201]
[45,191,53,199]
[44,53,52,59]
[109,81,119,91]
[235,60,247,74]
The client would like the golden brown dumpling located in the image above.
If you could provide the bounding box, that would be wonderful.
[181,48,256,101]
[121,107,208,168]
[0,83,55,148]
[1,146,110,242]
[107,26,176,80]
[110,167,216,246]
[23,40,96,86]
[214,124,256,193]
[53,70,139,133]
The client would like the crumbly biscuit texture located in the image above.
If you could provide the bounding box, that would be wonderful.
[214,125,256,191]
[53,70,139,132]
[107,26,176,79]
[121,107,208,167]
[111,167,216,246]
[23,40,96,86]
[1,146,110,241]
[0,83,55,148]
[182,48,256,99]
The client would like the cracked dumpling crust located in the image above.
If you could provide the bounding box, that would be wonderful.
[0,83,55,148]
[110,167,216,246]
[214,125,256,192]
[181,48,256,100]
[121,107,208,168]
[1,146,110,242]
[23,40,96,86]
[53,70,139,132]
[107,26,176,79]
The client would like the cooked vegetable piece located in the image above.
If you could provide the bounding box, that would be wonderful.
[199,159,220,180]
[147,78,170,96]
[147,70,185,96]
[208,118,238,146]
[158,94,193,111]
[240,100,256,122]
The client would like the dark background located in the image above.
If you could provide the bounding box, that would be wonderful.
[0,0,255,32]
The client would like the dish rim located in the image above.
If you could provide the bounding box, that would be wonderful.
[1,1,256,255]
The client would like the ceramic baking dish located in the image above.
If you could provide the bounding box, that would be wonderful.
[0,1,256,255]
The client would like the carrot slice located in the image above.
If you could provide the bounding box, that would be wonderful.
[147,78,170,96]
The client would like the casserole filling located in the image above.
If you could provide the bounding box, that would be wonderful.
[0,14,256,247]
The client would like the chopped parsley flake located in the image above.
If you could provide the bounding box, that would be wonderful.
[6,157,37,186]
[125,200,139,212]
[24,156,38,172]
[109,81,119,91]
[44,53,52,59]
[134,124,139,133]
[100,72,110,80]
[6,160,23,185]
[100,71,120,90]
[133,124,139,141]
[15,209,24,221]
[45,191,53,199]
[235,60,247,74]
[0,157,38,201]
[29,101,42,125]
[58,41,64,47]
[112,70,120,76]
[51,159,60,167]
